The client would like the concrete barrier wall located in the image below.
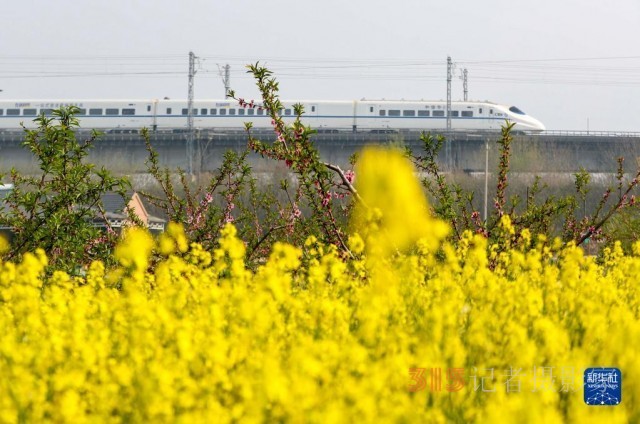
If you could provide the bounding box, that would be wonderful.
[1,130,639,174]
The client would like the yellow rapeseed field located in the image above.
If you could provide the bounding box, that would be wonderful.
[0,147,637,422]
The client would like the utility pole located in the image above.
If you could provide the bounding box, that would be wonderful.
[446,56,453,170]
[484,138,489,222]
[462,68,468,102]
[218,64,231,98]
[224,64,231,98]
[446,56,452,133]
[187,51,197,176]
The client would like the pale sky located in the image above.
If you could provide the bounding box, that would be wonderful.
[2,0,640,131]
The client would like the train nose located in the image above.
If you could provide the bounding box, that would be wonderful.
[531,117,545,132]
[520,115,545,132]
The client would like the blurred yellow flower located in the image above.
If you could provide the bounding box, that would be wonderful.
[352,147,448,256]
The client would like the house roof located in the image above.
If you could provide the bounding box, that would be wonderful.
[101,191,133,214]
[0,188,166,231]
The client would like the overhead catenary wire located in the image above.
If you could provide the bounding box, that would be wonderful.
[1,54,640,87]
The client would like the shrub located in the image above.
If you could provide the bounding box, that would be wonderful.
[0,107,131,274]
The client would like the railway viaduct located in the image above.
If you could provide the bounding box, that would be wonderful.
[1,129,640,175]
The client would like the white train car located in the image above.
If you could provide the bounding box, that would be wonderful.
[0,99,545,132]
[353,100,545,132]
[154,99,359,131]
[0,100,156,130]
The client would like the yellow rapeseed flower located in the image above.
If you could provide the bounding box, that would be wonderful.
[0,235,10,255]
[352,147,448,256]
[0,168,638,422]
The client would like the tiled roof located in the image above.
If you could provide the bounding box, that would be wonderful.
[100,191,133,214]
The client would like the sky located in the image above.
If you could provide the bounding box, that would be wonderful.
[2,0,640,131]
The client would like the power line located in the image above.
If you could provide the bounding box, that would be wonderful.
[458,55,640,64]
[2,54,640,88]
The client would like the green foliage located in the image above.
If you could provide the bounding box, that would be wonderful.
[141,63,362,266]
[232,63,360,257]
[413,123,640,261]
[3,68,639,272]
[0,107,131,274]
[139,131,256,253]
[602,201,640,254]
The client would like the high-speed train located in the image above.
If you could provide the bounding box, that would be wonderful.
[0,99,545,132]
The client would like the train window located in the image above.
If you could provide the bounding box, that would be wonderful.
[219,109,227,116]
[388,110,401,117]
[78,109,86,115]
[285,109,291,116]
[370,106,374,113]
[182,108,188,115]
[122,108,135,116]
[247,109,254,116]
[238,109,245,116]
[433,110,445,117]
[7,109,20,116]
[509,106,526,115]
[418,110,430,117]
[451,111,459,117]
[23,109,37,116]
[0,109,3,115]
[229,109,236,115]
[379,110,386,116]
[210,109,217,115]
[106,108,119,116]
[89,108,103,116]
[147,105,151,112]
[461,111,473,117]
[201,108,207,115]
[490,109,494,114]
[311,106,316,112]
[402,110,416,117]
[257,109,264,116]
[479,108,483,114]
[166,108,172,114]
[41,109,54,116]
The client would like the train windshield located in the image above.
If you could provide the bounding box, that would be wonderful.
[509,106,526,115]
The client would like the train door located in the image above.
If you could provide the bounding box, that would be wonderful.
[308,103,319,127]
[488,107,496,130]
[308,103,318,117]
[352,101,357,132]
[377,104,390,129]
[151,99,158,131]
[360,103,378,131]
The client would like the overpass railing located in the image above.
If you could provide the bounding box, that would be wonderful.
[538,130,640,138]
